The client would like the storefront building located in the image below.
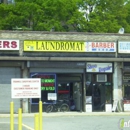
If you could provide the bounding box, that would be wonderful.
[0,31,130,113]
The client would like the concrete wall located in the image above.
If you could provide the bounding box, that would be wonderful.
[0,31,130,58]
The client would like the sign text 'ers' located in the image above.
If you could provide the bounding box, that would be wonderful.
[0,40,19,50]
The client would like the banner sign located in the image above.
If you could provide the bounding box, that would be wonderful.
[86,62,113,73]
[0,40,19,50]
[24,41,116,52]
[11,78,41,98]
[118,41,130,53]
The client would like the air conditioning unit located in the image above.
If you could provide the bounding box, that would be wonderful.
[97,74,107,82]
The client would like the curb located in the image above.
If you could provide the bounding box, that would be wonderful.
[0,112,130,118]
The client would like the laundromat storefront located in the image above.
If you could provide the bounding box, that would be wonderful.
[28,61,86,112]
[85,62,114,112]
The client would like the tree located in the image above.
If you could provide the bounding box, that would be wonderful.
[0,0,130,33]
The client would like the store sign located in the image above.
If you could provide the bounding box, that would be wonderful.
[11,78,41,98]
[24,41,84,52]
[118,41,130,53]
[30,73,56,91]
[86,62,113,73]
[24,41,116,52]
[85,42,116,52]
[0,40,19,50]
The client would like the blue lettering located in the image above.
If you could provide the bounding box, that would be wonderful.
[87,64,97,69]
[99,66,112,72]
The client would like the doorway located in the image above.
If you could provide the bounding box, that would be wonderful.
[86,73,113,112]
[57,74,82,111]
[92,83,105,111]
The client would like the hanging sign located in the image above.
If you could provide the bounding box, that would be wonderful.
[118,41,130,53]
[86,62,113,73]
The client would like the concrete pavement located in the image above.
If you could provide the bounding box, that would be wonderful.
[0,112,130,130]
[1,112,130,130]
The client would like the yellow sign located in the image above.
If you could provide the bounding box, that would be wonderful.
[24,41,85,52]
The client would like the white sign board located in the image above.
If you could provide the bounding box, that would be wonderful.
[86,104,92,112]
[106,104,112,112]
[0,40,19,50]
[85,42,116,52]
[118,41,130,53]
[86,62,113,73]
[48,93,57,100]
[124,104,130,111]
[11,78,41,98]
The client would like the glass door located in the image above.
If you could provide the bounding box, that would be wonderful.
[92,83,105,111]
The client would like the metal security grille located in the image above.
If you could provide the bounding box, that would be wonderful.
[30,68,84,73]
[0,67,21,113]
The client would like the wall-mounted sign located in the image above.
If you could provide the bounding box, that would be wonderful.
[24,41,84,52]
[118,41,130,53]
[24,41,116,52]
[48,93,57,100]
[0,40,19,50]
[86,62,113,73]
[85,42,116,52]
[11,78,41,98]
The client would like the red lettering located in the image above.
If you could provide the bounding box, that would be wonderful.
[37,75,50,78]
[3,41,9,48]
[107,43,109,48]
[92,42,114,48]
[11,41,17,48]
[99,43,102,48]
[92,42,95,48]
[96,43,98,47]
[104,43,106,48]
[111,43,114,48]
[0,41,1,48]
[41,83,54,86]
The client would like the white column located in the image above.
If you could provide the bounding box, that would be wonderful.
[22,66,29,113]
[113,62,122,100]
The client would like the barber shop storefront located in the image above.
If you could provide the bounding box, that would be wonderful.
[85,62,113,112]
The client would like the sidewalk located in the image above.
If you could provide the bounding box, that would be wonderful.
[0,112,130,117]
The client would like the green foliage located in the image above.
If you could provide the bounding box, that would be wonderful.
[0,0,130,33]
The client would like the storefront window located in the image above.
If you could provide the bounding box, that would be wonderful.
[124,85,130,100]
[86,74,92,96]
[30,73,57,104]
[58,83,70,100]
[105,83,112,104]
